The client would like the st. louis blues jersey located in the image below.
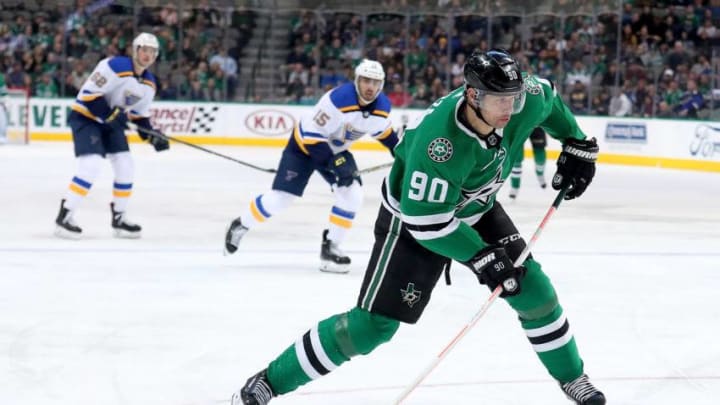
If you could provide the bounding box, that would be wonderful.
[71,56,157,123]
[291,82,396,157]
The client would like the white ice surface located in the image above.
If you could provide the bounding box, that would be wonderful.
[1,142,718,405]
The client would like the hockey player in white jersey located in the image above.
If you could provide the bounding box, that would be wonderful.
[54,32,170,239]
[224,59,399,273]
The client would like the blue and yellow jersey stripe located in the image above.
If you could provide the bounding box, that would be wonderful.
[339,105,360,113]
[329,206,355,228]
[68,176,92,196]
[373,126,393,140]
[249,195,271,223]
[70,103,100,121]
[113,182,133,198]
[292,124,327,155]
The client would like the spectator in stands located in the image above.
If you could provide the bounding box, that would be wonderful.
[387,82,412,107]
[209,48,237,99]
[157,77,178,100]
[319,66,347,89]
[591,88,610,116]
[664,78,683,109]
[187,79,205,101]
[68,59,90,96]
[565,60,591,87]
[666,40,690,70]
[674,79,705,118]
[35,71,59,97]
[297,86,317,105]
[286,74,305,103]
[609,87,632,116]
[409,82,432,108]
[568,80,589,115]
[206,77,223,101]
[656,100,673,118]
[7,61,28,88]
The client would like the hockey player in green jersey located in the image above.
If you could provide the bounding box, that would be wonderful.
[231,49,604,405]
[508,126,548,199]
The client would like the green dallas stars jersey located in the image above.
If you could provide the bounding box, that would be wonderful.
[382,75,586,262]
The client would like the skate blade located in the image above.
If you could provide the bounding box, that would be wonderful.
[54,226,81,240]
[113,229,142,239]
[223,245,237,256]
[319,261,350,274]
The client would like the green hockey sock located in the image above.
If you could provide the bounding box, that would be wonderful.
[533,146,546,176]
[510,160,522,189]
[521,305,583,383]
[505,260,583,383]
[266,308,399,395]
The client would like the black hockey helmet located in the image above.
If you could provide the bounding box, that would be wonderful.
[464,48,526,113]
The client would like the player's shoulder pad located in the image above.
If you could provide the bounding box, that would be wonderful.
[329,82,360,111]
[107,56,134,77]
[372,92,392,115]
[523,74,556,103]
[140,70,157,91]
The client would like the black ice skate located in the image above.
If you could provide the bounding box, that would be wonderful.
[111,203,142,239]
[224,217,248,255]
[560,374,606,405]
[231,369,275,405]
[319,229,350,273]
[54,199,82,239]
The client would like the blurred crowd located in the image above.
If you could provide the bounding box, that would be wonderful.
[1,0,719,119]
[0,0,255,101]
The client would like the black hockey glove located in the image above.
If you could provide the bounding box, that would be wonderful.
[147,130,170,152]
[552,137,598,200]
[105,107,128,130]
[327,151,359,187]
[464,246,526,298]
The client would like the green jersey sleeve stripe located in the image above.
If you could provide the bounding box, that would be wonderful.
[400,211,455,226]
[407,218,461,241]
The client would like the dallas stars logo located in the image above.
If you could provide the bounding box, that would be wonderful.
[400,282,422,308]
[427,138,453,162]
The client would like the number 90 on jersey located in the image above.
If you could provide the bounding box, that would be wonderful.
[408,171,448,203]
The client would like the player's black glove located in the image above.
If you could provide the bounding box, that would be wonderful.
[552,137,598,200]
[327,151,359,187]
[147,130,170,152]
[464,246,526,297]
[105,107,128,130]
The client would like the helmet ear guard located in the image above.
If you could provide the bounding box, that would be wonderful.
[354,59,385,104]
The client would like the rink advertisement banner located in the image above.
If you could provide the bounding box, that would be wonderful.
[14,98,720,171]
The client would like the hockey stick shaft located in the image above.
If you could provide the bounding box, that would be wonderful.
[131,125,277,174]
[393,187,569,404]
[359,161,393,175]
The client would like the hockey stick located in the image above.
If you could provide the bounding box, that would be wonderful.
[393,186,569,404]
[359,161,393,175]
[130,124,277,174]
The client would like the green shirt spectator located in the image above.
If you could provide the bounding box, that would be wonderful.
[35,73,59,98]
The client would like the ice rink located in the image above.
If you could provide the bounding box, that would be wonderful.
[1,141,718,405]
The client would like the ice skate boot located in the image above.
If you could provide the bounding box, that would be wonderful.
[224,217,248,255]
[319,229,350,273]
[54,199,82,239]
[231,369,275,405]
[508,186,520,200]
[111,203,142,239]
[537,173,547,189]
[560,374,606,405]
